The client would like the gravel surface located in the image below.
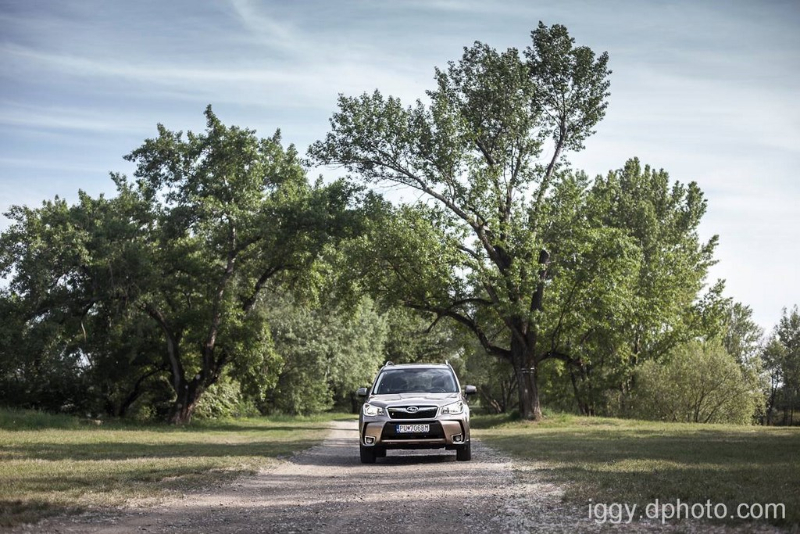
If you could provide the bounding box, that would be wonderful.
[11,421,786,533]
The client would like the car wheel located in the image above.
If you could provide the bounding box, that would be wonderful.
[360,444,377,464]
[456,440,471,461]
[375,446,387,458]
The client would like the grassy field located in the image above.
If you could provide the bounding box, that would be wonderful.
[0,409,346,527]
[473,413,800,527]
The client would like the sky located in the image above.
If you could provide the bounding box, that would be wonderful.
[1,0,799,332]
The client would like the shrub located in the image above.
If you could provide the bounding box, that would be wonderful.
[633,340,763,424]
[193,377,259,419]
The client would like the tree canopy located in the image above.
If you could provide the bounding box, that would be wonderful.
[0,107,360,423]
[309,23,719,420]
[0,24,785,427]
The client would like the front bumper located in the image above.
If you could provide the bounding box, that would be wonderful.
[360,418,469,449]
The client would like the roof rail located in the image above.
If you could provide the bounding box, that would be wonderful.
[384,361,394,366]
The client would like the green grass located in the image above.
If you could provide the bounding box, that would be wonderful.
[473,413,800,527]
[0,408,349,527]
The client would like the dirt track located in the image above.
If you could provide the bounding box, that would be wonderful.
[13,421,782,533]
[14,420,576,533]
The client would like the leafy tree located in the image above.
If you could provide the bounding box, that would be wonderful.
[194,375,259,419]
[0,193,149,415]
[721,302,763,364]
[762,306,800,425]
[310,23,611,420]
[0,107,358,423]
[260,292,387,415]
[633,340,762,424]
[762,336,787,425]
[552,159,719,414]
[80,307,167,417]
[0,293,91,413]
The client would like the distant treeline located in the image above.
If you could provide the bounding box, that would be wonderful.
[2,24,799,425]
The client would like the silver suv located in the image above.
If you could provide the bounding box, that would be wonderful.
[356,362,476,463]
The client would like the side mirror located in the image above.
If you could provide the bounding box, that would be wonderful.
[464,385,477,396]
[356,387,369,397]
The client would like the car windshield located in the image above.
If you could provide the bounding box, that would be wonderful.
[373,368,458,394]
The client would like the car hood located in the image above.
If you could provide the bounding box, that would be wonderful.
[366,393,460,408]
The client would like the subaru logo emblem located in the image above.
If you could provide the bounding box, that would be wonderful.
[406,406,419,413]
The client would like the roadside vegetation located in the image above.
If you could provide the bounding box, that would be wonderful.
[2,23,799,429]
[0,408,344,527]
[473,413,800,527]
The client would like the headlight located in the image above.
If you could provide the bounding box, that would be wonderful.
[440,401,464,415]
[362,403,384,416]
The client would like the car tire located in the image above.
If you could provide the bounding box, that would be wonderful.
[456,441,471,461]
[360,444,377,464]
[375,447,387,458]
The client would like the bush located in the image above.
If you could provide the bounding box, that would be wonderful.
[633,340,763,424]
[193,377,259,419]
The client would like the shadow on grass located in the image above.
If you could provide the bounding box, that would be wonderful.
[0,407,356,432]
[0,437,321,462]
[179,424,333,433]
[482,427,800,527]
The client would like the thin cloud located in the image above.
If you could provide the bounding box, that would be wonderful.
[225,0,305,54]
[0,101,153,134]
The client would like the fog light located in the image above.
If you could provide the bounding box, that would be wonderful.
[453,434,463,443]
[364,436,375,445]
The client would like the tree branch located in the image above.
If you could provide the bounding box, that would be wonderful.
[142,303,184,391]
[405,301,511,359]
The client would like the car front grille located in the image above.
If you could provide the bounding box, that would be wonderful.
[387,406,438,419]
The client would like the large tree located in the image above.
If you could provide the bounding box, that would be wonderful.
[551,159,719,414]
[310,23,613,420]
[0,107,357,423]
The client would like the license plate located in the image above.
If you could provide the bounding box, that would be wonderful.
[397,424,430,433]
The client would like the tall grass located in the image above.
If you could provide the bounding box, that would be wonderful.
[0,408,86,431]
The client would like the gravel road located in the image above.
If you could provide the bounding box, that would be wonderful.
[13,421,784,534]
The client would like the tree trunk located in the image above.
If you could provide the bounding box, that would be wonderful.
[512,335,542,421]
[168,377,203,425]
[569,368,590,415]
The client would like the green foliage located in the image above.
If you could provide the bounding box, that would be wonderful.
[0,108,361,423]
[633,340,762,424]
[720,301,764,364]
[310,23,723,420]
[549,159,720,415]
[260,292,387,415]
[193,376,259,419]
[310,23,613,420]
[462,340,518,414]
[762,306,800,425]
[0,25,764,428]
[383,308,462,365]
